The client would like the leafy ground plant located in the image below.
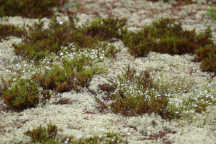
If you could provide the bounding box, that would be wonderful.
[0,0,64,18]
[96,66,182,120]
[0,24,26,41]
[24,123,126,144]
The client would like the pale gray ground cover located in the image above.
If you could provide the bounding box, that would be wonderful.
[1,0,216,144]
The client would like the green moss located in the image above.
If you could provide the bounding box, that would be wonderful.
[0,0,63,18]
[0,24,26,41]
[1,78,40,111]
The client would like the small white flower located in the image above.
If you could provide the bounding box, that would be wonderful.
[59,21,63,25]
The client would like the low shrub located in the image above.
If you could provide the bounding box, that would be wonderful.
[24,123,126,144]
[0,24,26,41]
[13,17,80,62]
[82,17,127,41]
[13,17,119,63]
[194,44,216,73]
[0,0,63,18]
[122,18,213,57]
[96,66,182,120]
[24,123,59,144]
[1,78,40,111]
[122,18,216,73]
[33,57,106,92]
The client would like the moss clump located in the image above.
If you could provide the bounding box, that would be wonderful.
[0,24,26,41]
[96,66,181,120]
[24,124,126,144]
[82,17,127,41]
[1,78,40,111]
[0,0,63,18]
[33,57,106,93]
[122,18,213,57]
